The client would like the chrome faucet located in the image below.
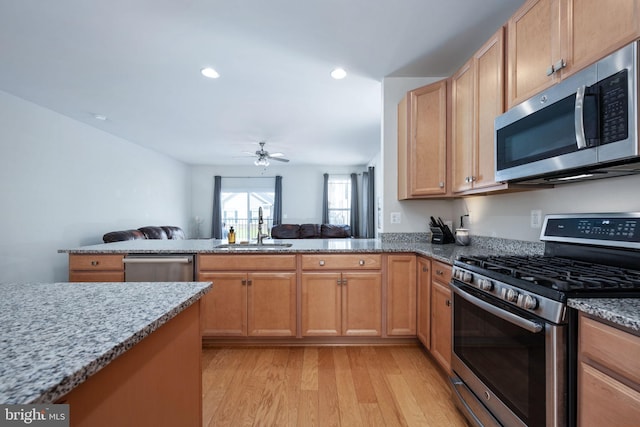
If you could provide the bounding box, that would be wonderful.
[256,207,268,245]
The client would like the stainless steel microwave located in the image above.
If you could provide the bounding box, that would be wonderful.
[495,41,640,184]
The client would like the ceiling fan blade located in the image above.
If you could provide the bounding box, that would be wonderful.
[269,157,289,162]
[269,152,285,157]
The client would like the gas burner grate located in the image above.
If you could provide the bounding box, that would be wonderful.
[456,255,640,293]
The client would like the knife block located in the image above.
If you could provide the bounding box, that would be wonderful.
[430,227,445,244]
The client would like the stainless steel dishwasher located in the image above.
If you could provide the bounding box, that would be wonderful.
[123,254,195,281]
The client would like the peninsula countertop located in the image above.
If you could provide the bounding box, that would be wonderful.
[0,281,211,404]
[58,236,545,265]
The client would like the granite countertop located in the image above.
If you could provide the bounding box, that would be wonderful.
[0,281,211,404]
[568,298,640,333]
[58,235,545,265]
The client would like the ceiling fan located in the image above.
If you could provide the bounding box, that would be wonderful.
[245,141,290,166]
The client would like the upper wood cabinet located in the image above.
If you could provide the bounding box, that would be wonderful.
[398,79,449,199]
[507,0,640,107]
[452,28,507,195]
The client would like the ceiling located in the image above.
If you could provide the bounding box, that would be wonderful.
[0,0,524,166]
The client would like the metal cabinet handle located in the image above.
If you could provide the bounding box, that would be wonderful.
[439,181,445,188]
[247,279,252,286]
[446,300,451,307]
[319,260,325,266]
[359,260,365,266]
[242,279,247,286]
[91,261,99,266]
[436,270,444,275]
[422,266,429,272]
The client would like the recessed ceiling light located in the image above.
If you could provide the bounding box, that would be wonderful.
[201,67,220,79]
[331,67,347,80]
[93,114,107,121]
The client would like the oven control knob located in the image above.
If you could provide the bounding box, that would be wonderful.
[504,288,519,302]
[462,271,473,282]
[522,294,538,310]
[478,278,493,291]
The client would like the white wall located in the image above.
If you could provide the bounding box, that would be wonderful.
[453,175,640,241]
[190,164,367,238]
[0,90,191,283]
[381,77,454,233]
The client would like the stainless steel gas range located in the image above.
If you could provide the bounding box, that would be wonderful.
[449,213,640,427]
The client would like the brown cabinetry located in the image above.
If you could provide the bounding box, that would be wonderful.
[68,254,124,282]
[452,28,508,195]
[430,260,453,373]
[198,254,296,337]
[577,313,640,426]
[386,254,417,336]
[301,254,382,336]
[416,257,432,348]
[507,0,640,107]
[398,80,449,199]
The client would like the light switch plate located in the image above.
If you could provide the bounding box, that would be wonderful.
[531,209,542,228]
[390,212,401,224]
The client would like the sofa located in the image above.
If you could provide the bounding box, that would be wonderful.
[102,226,185,243]
[270,223,351,239]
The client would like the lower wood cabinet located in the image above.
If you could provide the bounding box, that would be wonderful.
[578,313,640,426]
[301,254,382,337]
[198,254,297,337]
[386,254,417,336]
[68,254,124,282]
[430,260,453,373]
[416,256,432,348]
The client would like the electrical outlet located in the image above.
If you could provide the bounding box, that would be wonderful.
[390,212,401,224]
[531,209,542,228]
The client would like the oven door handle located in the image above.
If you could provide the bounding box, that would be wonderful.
[452,285,544,333]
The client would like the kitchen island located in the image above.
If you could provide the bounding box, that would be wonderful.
[0,281,211,426]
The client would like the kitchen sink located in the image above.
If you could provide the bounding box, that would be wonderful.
[214,243,293,249]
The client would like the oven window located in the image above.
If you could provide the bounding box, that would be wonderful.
[453,290,546,427]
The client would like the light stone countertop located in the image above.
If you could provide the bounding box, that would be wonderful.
[0,281,211,404]
[567,298,640,333]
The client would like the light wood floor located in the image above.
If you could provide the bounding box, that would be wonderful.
[202,345,469,427]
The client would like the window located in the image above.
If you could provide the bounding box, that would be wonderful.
[220,178,274,241]
[327,175,351,225]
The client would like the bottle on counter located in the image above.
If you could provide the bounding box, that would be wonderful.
[228,226,236,244]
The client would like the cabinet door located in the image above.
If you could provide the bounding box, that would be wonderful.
[247,272,297,337]
[566,0,640,75]
[474,28,505,191]
[398,80,448,199]
[451,59,474,193]
[416,257,432,349]
[386,255,417,336]
[342,272,382,336]
[199,272,247,336]
[431,279,452,374]
[301,272,341,336]
[507,0,561,107]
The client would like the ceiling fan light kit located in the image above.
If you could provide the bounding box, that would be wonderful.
[246,141,290,167]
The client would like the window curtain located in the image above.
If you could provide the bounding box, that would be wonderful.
[322,173,329,224]
[361,166,375,238]
[211,175,222,238]
[350,173,359,237]
[273,175,283,226]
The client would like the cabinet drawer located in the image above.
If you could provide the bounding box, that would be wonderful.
[69,271,125,282]
[431,260,451,283]
[69,254,124,271]
[301,254,382,270]
[199,254,296,271]
[580,314,640,385]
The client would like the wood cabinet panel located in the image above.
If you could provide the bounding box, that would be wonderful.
[342,272,382,336]
[198,272,247,336]
[578,313,640,426]
[451,58,474,194]
[69,254,124,270]
[301,254,382,270]
[198,254,296,271]
[301,272,341,336]
[431,260,452,284]
[431,262,452,374]
[247,272,297,337]
[69,271,125,282]
[398,80,449,199]
[386,255,417,336]
[417,257,432,349]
